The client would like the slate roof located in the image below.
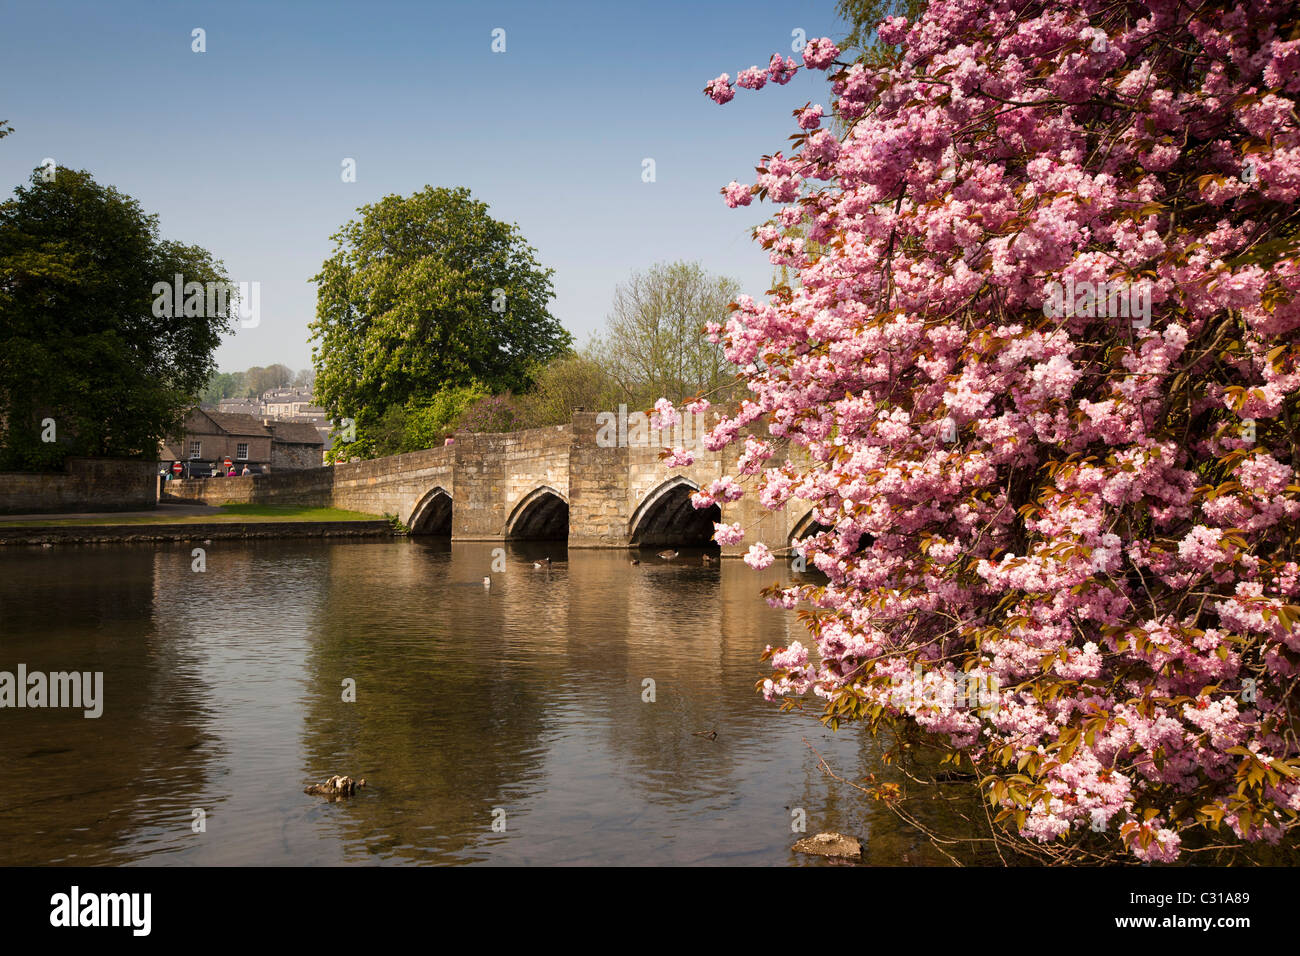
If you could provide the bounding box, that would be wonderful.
[270,422,325,445]
[202,411,272,438]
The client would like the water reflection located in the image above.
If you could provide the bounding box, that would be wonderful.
[0,539,946,865]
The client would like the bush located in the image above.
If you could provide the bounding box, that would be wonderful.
[457,392,523,433]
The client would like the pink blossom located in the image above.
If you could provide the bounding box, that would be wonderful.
[736,66,767,90]
[768,53,797,85]
[690,490,715,510]
[797,104,824,130]
[650,398,680,430]
[876,15,908,45]
[722,180,753,208]
[713,521,745,546]
[684,398,711,415]
[802,38,840,70]
[704,74,734,105]
[690,0,1300,864]
[708,476,744,503]
[662,447,695,468]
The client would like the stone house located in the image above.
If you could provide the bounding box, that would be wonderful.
[267,421,325,470]
[160,410,272,476]
[161,411,326,474]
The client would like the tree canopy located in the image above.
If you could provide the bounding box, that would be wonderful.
[309,186,570,456]
[589,261,740,409]
[0,166,230,470]
[688,1,1300,863]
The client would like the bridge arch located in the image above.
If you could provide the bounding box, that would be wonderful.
[790,506,874,555]
[790,507,833,544]
[629,476,721,548]
[408,486,453,535]
[505,486,569,540]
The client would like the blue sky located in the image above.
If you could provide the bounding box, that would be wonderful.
[1,0,848,373]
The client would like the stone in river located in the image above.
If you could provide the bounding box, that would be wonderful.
[792,832,862,860]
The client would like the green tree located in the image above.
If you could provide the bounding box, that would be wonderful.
[0,166,230,470]
[518,351,620,427]
[834,0,928,64]
[403,383,488,451]
[243,363,294,398]
[329,382,487,461]
[589,261,740,409]
[199,370,246,407]
[310,186,569,457]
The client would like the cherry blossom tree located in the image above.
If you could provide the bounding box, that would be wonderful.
[673,0,1300,862]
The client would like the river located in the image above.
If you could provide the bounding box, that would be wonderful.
[0,538,941,866]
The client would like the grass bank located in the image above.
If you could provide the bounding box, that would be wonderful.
[0,504,383,527]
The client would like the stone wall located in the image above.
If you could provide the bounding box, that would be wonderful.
[164,468,335,508]
[449,426,573,539]
[0,458,159,515]
[270,442,323,471]
[330,447,454,522]
[164,446,456,525]
[567,412,629,547]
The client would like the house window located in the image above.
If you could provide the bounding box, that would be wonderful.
[189,441,202,459]
[237,443,249,460]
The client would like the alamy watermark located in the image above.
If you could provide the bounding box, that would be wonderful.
[889,664,1000,716]
[50,886,150,936]
[1042,278,1151,326]
[0,664,102,718]
[151,274,260,328]
[595,404,707,449]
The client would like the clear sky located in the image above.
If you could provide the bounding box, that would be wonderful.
[0,0,847,374]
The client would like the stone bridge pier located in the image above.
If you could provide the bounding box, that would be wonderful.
[164,410,821,558]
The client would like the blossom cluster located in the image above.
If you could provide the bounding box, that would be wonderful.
[683,0,1300,862]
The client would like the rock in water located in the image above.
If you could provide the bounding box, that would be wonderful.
[792,832,862,860]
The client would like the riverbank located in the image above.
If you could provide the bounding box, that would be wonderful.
[0,502,394,545]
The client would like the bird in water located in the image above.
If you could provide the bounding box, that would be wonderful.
[657,550,678,560]
[483,576,492,588]
[305,775,366,798]
[701,554,717,565]
[532,557,551,569]
[630,558,641,566]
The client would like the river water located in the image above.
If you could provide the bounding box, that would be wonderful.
[0,538,940,866]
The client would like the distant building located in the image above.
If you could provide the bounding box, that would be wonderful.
[215,398,262,417]
[261,387,319,420]
[212,387,326,426]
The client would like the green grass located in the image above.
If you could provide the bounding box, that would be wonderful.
[211,504,382,522]
[0,504,385,527]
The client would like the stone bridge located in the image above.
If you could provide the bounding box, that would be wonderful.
[163,410,822,556]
